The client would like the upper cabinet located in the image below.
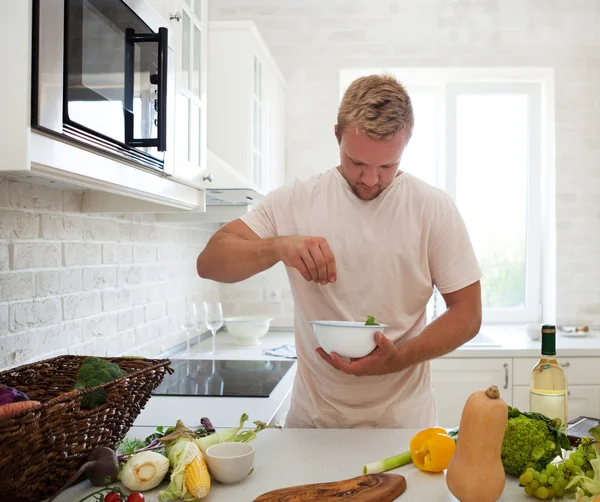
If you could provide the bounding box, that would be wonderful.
[207,21,287,194]
[156,0,209,189]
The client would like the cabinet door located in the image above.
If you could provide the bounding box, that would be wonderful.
[431,358,512,427]
[513,385,600,421]
[171,0,207,186]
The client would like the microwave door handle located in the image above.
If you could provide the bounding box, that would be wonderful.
[124,27,168,152]
[124,28,135,148]
[156,27,168,152]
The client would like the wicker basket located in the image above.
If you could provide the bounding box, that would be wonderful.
[0,355,173,502]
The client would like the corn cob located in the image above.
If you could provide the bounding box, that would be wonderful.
[185,451,211,499]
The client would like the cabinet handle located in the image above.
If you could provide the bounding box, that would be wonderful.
[169,12,181,22]
[568,391,571,396]
[503,363,509,389]
[203,173,213,182]
[561,362,570,368]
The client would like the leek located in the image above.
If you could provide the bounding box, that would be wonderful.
[363,450,412,474]
[195,413,280,454]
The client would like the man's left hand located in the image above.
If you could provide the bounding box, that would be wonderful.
[316,332,402,376]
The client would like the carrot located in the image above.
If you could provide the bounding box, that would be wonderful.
[0,400,41,418]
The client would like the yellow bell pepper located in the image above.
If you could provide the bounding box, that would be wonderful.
[409,427,456,473]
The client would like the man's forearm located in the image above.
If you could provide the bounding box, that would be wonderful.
[197,233,281,283]
[394,304,481,370]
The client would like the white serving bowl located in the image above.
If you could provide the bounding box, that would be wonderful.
[224,316,274,346]
[310,320,388,358]
[205,442,255,484]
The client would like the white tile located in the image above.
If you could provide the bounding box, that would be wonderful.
[62,292,102,320]
[83,267,117,291]
[0,272,35,301]
[9,298,62,331]
[8,181,62,211]
[64,242,102,266]
[11,242,61,269]
[0,211,39,239]
[36,269,82,296]
[41,214,83,240]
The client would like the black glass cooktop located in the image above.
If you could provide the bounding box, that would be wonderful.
[152,359,295,398]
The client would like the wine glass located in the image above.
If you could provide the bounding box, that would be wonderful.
[203,301,223,355]
[181,298,199,353]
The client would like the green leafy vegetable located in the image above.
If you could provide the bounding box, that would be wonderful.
[365,316,380,326]
[194,413,281,454]
[72,357,127,409]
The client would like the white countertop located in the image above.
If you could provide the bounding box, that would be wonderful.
[51,428,529,502]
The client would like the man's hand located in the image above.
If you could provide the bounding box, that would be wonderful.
[316,332,401,376]
[275,236,337,285]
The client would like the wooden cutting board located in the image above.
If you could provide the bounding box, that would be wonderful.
[253,473,407,501]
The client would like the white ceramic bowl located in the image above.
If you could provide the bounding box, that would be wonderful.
[310,320,388,358]
[205,442,255,484]
[224,316,274,346]
[526,323,542,341]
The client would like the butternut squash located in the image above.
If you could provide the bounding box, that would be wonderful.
[446,385,507,502]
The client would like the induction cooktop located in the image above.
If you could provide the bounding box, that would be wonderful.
[152,359,295,398]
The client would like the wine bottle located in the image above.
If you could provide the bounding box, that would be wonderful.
[529,324,568,425]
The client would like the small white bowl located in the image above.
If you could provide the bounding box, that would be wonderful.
[310,320,388,359]
[526,323,541,341]
[205,442,255,484]
[224,316,274,346]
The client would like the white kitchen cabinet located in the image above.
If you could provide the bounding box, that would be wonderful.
[162,0,209,188]
[207,21,286,194]
[431,358,513,427]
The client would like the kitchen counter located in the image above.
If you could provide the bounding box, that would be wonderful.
[51,428,528,501]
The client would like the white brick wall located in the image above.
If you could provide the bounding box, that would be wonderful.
[0,177,219,370]
[210,0,600,326]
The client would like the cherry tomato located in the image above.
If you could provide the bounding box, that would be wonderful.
[126,493,145,502]
[104,493,123,502]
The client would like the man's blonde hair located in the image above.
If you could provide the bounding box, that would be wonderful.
[337,74,414,141]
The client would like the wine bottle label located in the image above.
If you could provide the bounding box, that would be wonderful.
[530,389,567,424]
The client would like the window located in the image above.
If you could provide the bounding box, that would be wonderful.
[340,69,550,324]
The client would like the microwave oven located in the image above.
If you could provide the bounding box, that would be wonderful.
[32,0,175,173]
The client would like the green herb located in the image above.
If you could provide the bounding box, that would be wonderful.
[116,437,146,456]
[365,316,380,326]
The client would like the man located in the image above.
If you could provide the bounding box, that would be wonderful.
[197,74,482,428]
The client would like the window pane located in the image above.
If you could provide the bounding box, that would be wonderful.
[194,0,202,21]
[455,94,529,308]
[182,12,191,90]
[401,91,438,187]
[193,26,201,98]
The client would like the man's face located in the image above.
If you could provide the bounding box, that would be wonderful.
[336,125,410,201]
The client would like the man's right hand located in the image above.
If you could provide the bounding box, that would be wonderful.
[274,236,337,285]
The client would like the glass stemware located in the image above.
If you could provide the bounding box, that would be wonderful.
[203,301,223,355]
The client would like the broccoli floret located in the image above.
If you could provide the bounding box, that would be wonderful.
[73,357,126,409]
[501,414,558,475]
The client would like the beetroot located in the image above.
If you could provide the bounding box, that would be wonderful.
[0,386,31,406]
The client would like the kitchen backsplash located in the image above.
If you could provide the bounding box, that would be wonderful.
[0,177,282,370]
[0,177,292,370]
[210,0,600,326]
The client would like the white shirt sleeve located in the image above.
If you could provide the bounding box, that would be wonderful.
[427,198,482,294]
[240,183,293,239]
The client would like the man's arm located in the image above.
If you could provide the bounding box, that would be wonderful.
[197,219,338,284]
[196,219,279,283]
[393,280,482,367]
[317,281,481,376]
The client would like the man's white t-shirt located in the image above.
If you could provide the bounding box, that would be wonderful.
[241,168,482,428]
